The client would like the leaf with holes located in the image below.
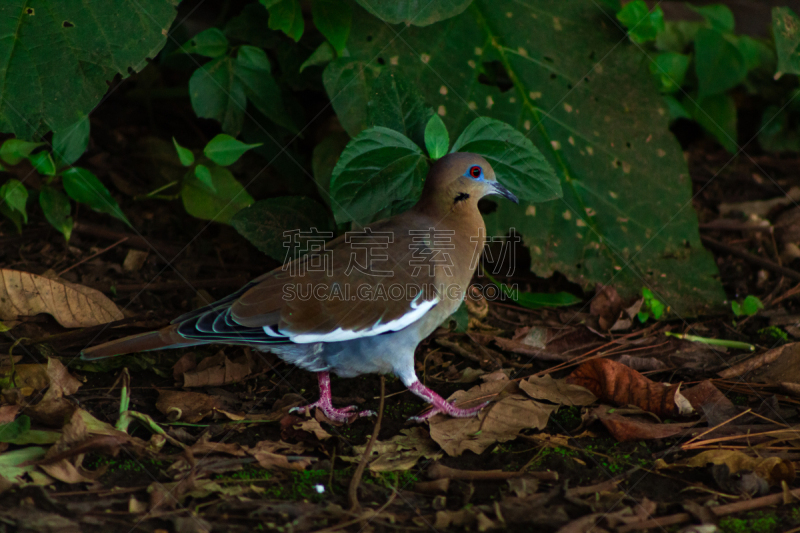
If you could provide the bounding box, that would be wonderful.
[330,127,428,224]
[0,1,176,139]
[231,196,333,261]
[340,1,725,314]
[773,7,800,75]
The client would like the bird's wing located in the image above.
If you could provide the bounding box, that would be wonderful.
[230,215,444,343]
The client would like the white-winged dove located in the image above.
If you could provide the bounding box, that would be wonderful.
[82,152,519,422]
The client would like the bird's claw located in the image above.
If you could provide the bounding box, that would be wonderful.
[290,402,374,424]
[408,400,489,423]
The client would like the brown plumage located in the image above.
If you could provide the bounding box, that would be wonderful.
[82,153,518,423]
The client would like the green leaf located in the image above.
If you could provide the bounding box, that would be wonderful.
[39,186,73,241]
[181,164,254,224]
[338,2,725,314]
[734,36,772,73]
[424,114,449,160]
[450,117,561,203]
[231,196,333,261]
[616,1,665,43]
[330,127,428,224]
[656,21,703,53]
[28,151,56,176]
[323,58,381,137]
[694,28,747,97]
[688,4,734,32]
[0,139,44,165]
[52,116,90,167]
[664,95,690,121]
[649,52,690,93]
[773,7,800,75]
[189,57,246,135]
[450,302,469,332]
[262,0,304,41]
[685,93,737,152]
[62,167,130,226]
[312,0,351,54]
[368,69,432,148]
[355,0,473,26]
[731,300,742,317]
[312,132,350,204]
[485,273,581,309]
[0,1,176,140]
[173,137,195,167]
[203,134,261,166]
[0,415,59,445]
[0,179,28,223]
[758,105,800,153]
[194,164,217,192]
[742,295,764,316]
[300,42,336,73]
[0,202,23,233]
[234,46,298,133]
[181,28,229,58]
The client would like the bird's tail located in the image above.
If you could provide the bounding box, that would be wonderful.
[81,324,202,360]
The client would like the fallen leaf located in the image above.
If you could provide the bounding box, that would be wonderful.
[429,374,557,456]
[181,352,250,387]
[21,358,83,426]
[566,358,693,418]
[156,390,223,423]
[520,375,597,406]
[341,427,443,471]
[675,450,795,486]
[0,405,19,423]
[681,380,738,426]
[590,284,624,330]
[589,405,689,442]
[0,269,123,327]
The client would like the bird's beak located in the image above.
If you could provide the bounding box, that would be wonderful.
[490,181,519,204]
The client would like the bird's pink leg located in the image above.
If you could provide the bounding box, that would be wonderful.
[290,372,375,423]
[407,380,488,422]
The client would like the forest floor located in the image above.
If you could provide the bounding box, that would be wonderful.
[1,101,800,533]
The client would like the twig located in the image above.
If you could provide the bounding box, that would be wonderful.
[618,486,800,532]
[348,375,385,513]
[427,463,558,481]
[701,236,800,281]
[664,331,755,351]
[58,236,128,276]
[73,221,183,257]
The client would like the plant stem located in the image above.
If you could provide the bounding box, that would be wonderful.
[664,331,755,351]
[348,376,385,513]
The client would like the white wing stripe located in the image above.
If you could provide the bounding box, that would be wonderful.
[288,297,439,343]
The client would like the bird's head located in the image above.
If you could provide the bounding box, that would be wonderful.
[417,153,518,215]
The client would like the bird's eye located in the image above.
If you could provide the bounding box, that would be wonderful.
[469,165,482,179]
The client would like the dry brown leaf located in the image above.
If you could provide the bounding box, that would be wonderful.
[155,390,222,423]
[0,269,123,327]
[671,450,795,486]
[0,405,19,423]
[429,374,557,456]
[20,358,83,426]
[341,427,442,471]
[566,358,693,418]
[520,375,597,406]
[182,352,250,387]
[589,406,688,442]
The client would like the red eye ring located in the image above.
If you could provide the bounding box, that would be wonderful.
[469,165,482,178]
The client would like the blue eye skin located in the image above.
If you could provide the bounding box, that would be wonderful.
[466,165,484,180]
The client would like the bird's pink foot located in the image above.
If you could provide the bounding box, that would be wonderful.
[290,401,375,423]
[406,380,488,423]
[290,371,374,423]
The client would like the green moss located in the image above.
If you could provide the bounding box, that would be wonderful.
[215,464,272,482]
[364,470,419,488]
[719,512,780,533]
[758,326,788,343]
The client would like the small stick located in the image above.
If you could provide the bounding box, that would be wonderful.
[701,236,800,281]
[348,376,385,513]
[428,463,558,482]
[664,331,755,351]
[58,237,128,276]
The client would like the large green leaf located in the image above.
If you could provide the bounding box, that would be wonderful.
[367,69,432,148]
[355,0,473,27]
[330,127,428,224]
[231,196,333,261]
[773,7,800,76]
[62,167,129,226]
[0,1,177,139]
[340,1,725,314]
[694,28,747,97]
